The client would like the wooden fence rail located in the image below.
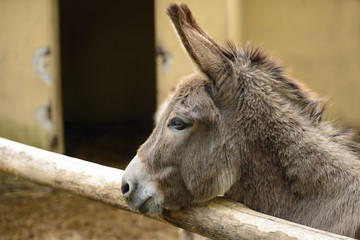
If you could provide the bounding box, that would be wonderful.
[0,137,353,240]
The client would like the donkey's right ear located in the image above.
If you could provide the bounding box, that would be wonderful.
[167,4,234,81]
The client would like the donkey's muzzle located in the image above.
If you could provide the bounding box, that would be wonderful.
[121,155,164,215]
[121,177,156,214]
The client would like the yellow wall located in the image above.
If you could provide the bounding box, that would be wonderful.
[0,0,62,150]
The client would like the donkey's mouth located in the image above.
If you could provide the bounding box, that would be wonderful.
[138,196,162,214]
[126,194,163,215]
[138,197,151,214]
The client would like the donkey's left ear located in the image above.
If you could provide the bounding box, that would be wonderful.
[167,4,235,81]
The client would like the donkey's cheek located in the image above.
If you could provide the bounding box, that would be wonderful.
[183,161,238,203]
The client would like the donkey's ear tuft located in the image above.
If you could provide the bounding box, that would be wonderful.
[166,4,233,81]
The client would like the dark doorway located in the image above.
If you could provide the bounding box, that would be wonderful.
[59,1,155,168]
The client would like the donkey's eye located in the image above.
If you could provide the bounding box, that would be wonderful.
[168,117,192,130]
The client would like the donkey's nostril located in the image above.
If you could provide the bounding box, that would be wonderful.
[121,182,130,196]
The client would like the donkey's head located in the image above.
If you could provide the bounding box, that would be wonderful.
[121,3,309,214]
[121,4,244,214]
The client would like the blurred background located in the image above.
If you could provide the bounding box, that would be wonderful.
[0,0,359,239]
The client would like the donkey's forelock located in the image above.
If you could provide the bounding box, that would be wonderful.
[172,74,220,123]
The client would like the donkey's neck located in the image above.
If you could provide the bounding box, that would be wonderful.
[224,95,360,219]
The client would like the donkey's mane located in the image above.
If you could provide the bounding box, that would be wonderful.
[225,44,360,155]
[237,45,325,123]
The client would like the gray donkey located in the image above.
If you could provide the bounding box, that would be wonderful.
[122,3,360,238]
